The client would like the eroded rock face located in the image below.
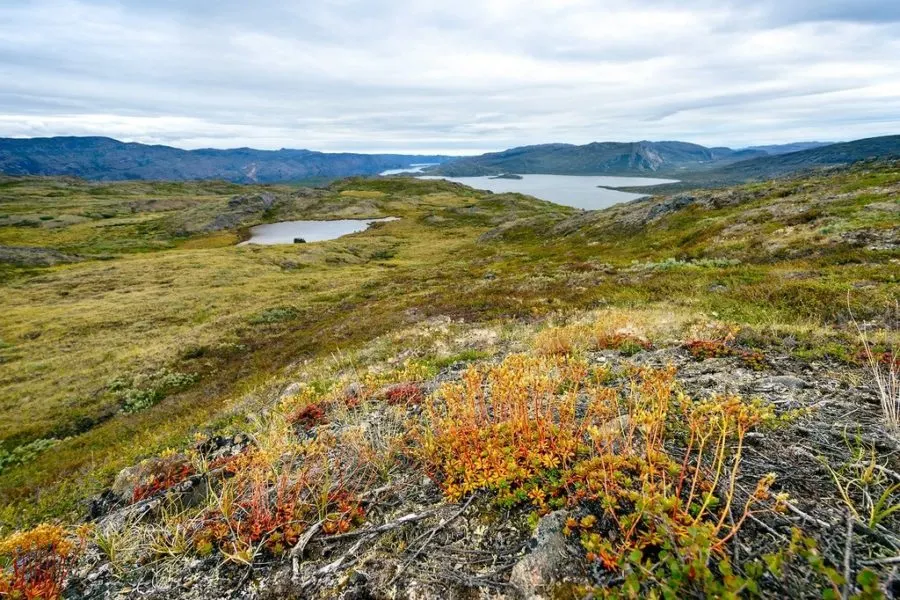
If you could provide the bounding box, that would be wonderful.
[510,511,582,599]
[754,375,808,391]
[228,192,276,211]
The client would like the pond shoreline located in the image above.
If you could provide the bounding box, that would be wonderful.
[238,217,398,246]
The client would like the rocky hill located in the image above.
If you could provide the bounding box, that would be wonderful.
[0,137,452,183]
[610,135,900,195]
[426,140,837,177]
[697,134,900,183]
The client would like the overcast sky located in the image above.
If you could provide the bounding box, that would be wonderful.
[1,0,898,154]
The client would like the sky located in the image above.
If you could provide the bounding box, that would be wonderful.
[0,0,899,155]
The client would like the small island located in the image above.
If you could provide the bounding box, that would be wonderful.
[488,173,524,180]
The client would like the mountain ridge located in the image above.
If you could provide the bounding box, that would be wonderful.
[608,135,900,193]
[425,139,873,178]
[3,135,895,185]
[0,136,452,183]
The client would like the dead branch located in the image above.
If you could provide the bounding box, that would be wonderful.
[322,506,444,543]
[290,520,323,580]
[388,493,476,585]
[785,500,900,551]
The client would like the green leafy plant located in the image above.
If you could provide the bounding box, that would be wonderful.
[114,368,197,413]
[0,438,60,474]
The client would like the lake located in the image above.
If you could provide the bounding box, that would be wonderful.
[417,174,678,210]
[239,217,398,245]
[378,163,439,176]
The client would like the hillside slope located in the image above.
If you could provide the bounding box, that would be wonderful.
[616,135,900,194]
[701,134,900,183]
[0,164,898,599]
[428,136,900,183]
[0,137,451,183]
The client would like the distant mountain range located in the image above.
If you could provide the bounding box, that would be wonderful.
[425,140,841,177]
[0,137,452,183]
[2,135,897,186]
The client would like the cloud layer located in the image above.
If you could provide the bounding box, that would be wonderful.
[1,0,898,153]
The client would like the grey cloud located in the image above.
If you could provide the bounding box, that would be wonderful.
[0,0,897,152]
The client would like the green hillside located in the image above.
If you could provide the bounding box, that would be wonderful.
[0,163,898,598]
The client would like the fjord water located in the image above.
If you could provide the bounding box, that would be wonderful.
[418,174,678,210]
[378,163,439,176]
[239,217,398,245]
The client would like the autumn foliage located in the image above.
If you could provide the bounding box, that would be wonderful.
[132,458,195,503]
[420,353,782,593]
[0,524,77,600]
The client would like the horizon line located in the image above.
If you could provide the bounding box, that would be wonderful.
[0,134,865,157]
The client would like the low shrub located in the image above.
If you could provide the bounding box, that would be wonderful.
[112,368,197,413]
[419,354,783,596]
[685,330,768,370]
[533,326,583,356]
[629,257,742,272]
[132,457,195,503]
[280,384,332,430]
[248,306,300,325]
[190,424,370,563]
[592,332,652,356]
[288,403,328,430]
[0,438,60,474]
[383,382,424,406]
[0,524,79,600]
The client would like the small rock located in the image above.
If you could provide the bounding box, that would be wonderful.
[510,510,582,599]
[341,571,371,600]
[344,381,362,398]
[646,193,696,221]
[864,201,900,213]
[88,490,122,520]
[280,382,302,399]
[110,459,163,502]
[483,271,497,280]
[755,375,808,391]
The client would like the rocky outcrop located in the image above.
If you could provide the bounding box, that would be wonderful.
[645,192,696,220]
[0,245,82,266]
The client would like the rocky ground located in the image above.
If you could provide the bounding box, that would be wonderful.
[66,339,900,599]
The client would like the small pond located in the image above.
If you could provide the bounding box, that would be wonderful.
[239,217,398,245]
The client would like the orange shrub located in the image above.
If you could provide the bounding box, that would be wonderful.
[287,402,328,430]
[132,458,194,503]
[533,326,582,357]
[419,354,614,506]
[0,524,77,600]
[383,382,424,406]
[419,354,781,584]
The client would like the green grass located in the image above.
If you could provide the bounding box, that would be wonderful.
[0,163,897,529]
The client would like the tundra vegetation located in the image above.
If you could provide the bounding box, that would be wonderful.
[0,163,898,598]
